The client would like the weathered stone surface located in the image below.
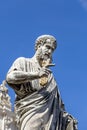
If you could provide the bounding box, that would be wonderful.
[0,81,17,130]
[6,35,78,130]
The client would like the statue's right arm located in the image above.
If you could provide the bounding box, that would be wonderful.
[6,57,51,84]
[6,68,50,84]
[6,70,41,84]
[6,57,41,84]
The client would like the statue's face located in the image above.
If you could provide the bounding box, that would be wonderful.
[41,43,53,58]
[36,43,54,65]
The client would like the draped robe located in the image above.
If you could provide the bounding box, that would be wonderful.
[7,57,77,130]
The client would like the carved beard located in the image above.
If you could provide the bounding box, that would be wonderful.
[36,48,52,65]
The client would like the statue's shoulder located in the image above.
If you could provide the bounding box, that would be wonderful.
[13,57,31,64]
[9,57,31,71]
[14,57,26,62]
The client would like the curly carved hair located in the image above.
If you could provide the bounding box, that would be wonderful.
[35,35,57,51]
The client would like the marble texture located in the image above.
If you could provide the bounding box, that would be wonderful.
[6,35,78,130]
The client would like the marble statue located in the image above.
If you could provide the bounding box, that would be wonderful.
[6,35,78,130]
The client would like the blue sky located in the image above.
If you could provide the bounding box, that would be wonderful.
[0,0,87,129]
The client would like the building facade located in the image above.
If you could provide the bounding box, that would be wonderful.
[0,81,17,130]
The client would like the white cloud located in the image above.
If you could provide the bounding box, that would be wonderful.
[79,0,87,10]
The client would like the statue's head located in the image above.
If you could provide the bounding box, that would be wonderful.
[35,35,57,51]
[35,35,57,66]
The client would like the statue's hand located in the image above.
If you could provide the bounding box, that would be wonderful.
[38,68,51,78]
